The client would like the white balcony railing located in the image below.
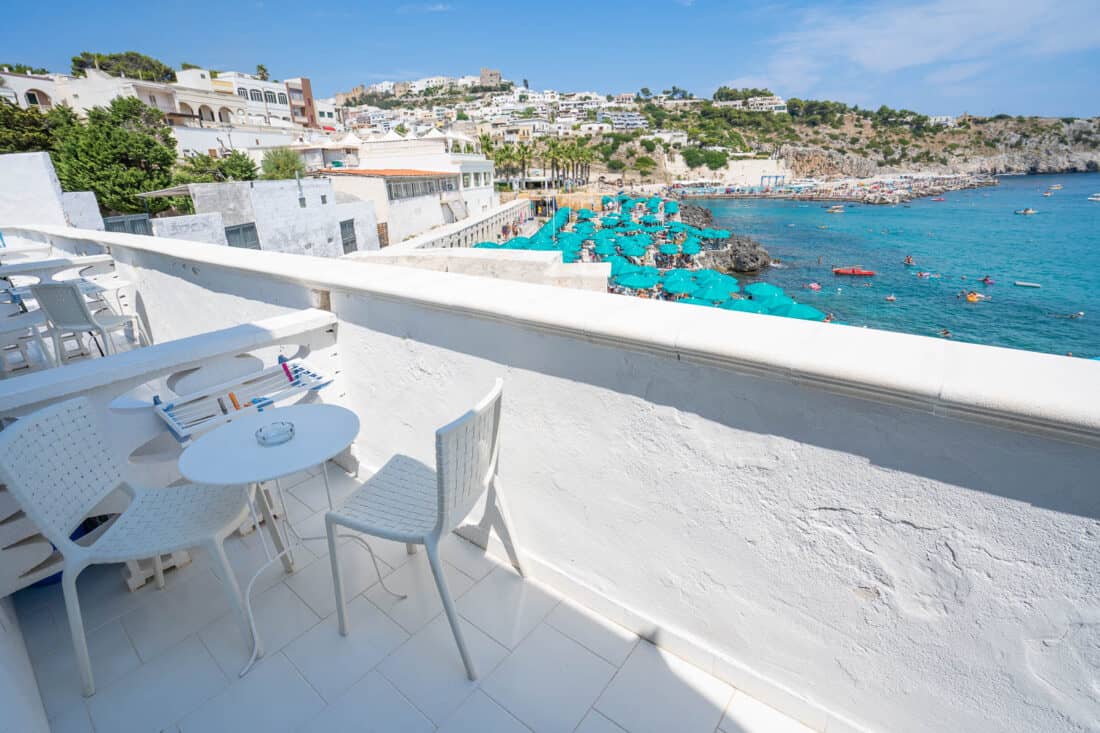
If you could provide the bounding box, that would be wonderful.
[2,223,1099,733]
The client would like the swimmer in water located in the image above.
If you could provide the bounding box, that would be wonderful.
[939,328,952,338]
[903,255,914,265]
[1049,311,1086,319]
[824,313,835,323]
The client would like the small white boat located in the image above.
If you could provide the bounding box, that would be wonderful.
[1014,281,1042,288]
[1088,193,1100,202]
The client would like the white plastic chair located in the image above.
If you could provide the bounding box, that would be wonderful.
[0,301,53,373]
[0,397,255,697]
[325,378,525,679]
[31,282,149,360]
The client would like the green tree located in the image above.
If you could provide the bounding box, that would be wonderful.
[634,155,657,176]
[639,87,652,98]
[53,97,177,214]
[71,51,176,82]
[456,110,469,121]
[394,124,408,136]
[1,62,50,75]
[0,101,52,154]
[176,151,257,183]
[713,86,774,102]
[180,62,202,71]
[260,148,305,180]
[220,150,258,180]
[255,64,270,81]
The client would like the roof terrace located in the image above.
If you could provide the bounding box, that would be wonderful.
[0,221,1097,733]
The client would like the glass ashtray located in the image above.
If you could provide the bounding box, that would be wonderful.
[255,421,295,447]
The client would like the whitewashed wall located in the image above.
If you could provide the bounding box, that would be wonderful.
[0,153,69,227]
[151,212,228,245]
[0,597,49,733]
[60,192,104,230]
[8,225,1100,733]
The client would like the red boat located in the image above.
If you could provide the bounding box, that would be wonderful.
[931,197,946,202]
[833,267,876,276]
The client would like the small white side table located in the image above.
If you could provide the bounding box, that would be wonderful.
[178,402,359,675]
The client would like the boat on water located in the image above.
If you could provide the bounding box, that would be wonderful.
[826,205,845,214]
[1014,208,1038,215]
[931,197,946,202]
[1042,191,1052,197]
[833,267,876,277]
[1088,193,1100,202]
[1015,281,1042,288]
[1049,184,1063,190]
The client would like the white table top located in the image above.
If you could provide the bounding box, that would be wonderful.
[178,403,360,486]
[0,255,114,280]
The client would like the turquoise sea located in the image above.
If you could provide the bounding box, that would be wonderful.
[702,173,1100,357]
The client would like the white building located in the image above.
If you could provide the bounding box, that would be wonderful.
[0,71,58,111]
[715,96,788,114]
[929,115,958,127]
[597,110,649,130]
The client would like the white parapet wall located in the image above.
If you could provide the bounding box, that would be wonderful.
[347,248,610,292]
[385,198,532,251]
[5,224,1100,733]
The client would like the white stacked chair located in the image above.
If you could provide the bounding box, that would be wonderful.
[0,397,255,696]
[31,281,148,361]
[325,378,524,679]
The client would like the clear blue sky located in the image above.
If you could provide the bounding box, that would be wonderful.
[5,0,1098,116]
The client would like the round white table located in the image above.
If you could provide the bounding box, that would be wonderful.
[178,402,360,675]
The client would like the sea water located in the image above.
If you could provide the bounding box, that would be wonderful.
[702,173,1100,357]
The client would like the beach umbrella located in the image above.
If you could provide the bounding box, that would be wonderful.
[593,241,618,256]
[561,251,580,263]
[633,233,654,247]
[619,242,648,258]
[763,295,796,312]
[693,283,735,302]
[744,282,785,299]
[680,240,702,255]
[473,241,499,249]
[662,268,695,281]
[620,221,641,232]
[616,272,660,290]
[646,197,661,212]
[712,229,731,239]
[658,244,680,255]
[679,297,718,307]
[771,302,827,321]
[530,240,560,251]
[611,260,642,277]
[636,265,660,277]
[641,214,659,225]
[662,279,697,295]
[664,200,680,214]
[720,299,768,313]
[707,273,741,292]
[576,208,596,220]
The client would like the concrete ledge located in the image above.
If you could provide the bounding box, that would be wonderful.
[6,224,1099,446]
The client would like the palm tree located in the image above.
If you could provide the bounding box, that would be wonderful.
[477,133,494,158]
[514,142,532,189]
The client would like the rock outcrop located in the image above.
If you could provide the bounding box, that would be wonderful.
[697,234,771,274]
[680,203,713,229]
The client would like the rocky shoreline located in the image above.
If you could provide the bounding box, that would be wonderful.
[681,203,771,274]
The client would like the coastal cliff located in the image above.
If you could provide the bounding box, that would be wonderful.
[777,117,1100,179]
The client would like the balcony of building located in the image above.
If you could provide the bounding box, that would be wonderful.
[0,222,1097,733]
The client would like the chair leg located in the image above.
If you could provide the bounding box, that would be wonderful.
[426,539,477,680]
[152,553,166,589]
[61,566,95,697]
[490,477,527,577]
[325,514,349,636]
[406,543,418,555]
[208,538,260,656]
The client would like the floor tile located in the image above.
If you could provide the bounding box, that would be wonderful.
[286,542,391,619]
[289,466,363,514]
[456,565,559,650]
[120,569,232,662]
[575,711,627,733]
[437,690,531,733]
[210,529,304,598]
[482,624,616,733]
[47,702,94,733]
[595,641,733,733]
[199,582,320,677]
[365,553,475,634]
[297,671,433,733]
[87,635,227,733]
[284,594,408,702]
[178,653,324,733]
[545,598,638,667]
[34,618,141,721]
[720,691,816,733]
[378,614,509,724]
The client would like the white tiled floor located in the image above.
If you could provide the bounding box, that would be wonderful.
[15,465,818,733]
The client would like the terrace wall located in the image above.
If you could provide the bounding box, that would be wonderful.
[5,224,1100,733]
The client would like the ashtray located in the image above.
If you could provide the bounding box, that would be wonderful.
[255,421,295,447]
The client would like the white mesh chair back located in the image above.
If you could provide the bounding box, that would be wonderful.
[31,282,96,332]
[0,397,121,551]
[434,379,504,533]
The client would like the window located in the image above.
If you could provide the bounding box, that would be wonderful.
[320,195,327,205]
[225,223,260,249]
[264,91,277,104]
[249,89,263,102]
[462,173,471,188]
[149,95,157,106]
[277,92,287,105]
[24,91,39,106]
[340,219,357,254]
[237,88,248,98]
